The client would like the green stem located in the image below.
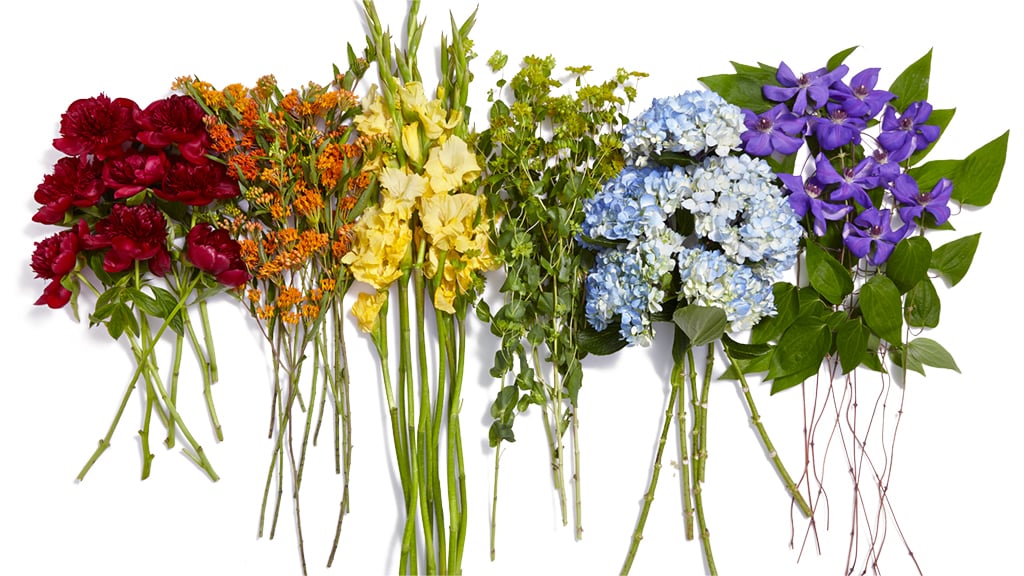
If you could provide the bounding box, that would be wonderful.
[671,332,694,541]
[724,346,812,518]
[199,300,219,383]
[490,441,501,561]
[621,386,678,575]
[572,404,582,540]
[694,343,716,575]
[452,311,468,573]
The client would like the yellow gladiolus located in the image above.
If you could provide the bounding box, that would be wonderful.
[424,136,480,194]
[420,193,478,252]
[354,85,393,138]
[342,206,412,290]
[352,291,388,333]
[380,166,428,221]
[401,122,424,165]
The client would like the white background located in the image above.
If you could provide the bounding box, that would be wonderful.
[2,1,1021,574]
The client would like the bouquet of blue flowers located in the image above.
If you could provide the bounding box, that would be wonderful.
[579,89,812,574]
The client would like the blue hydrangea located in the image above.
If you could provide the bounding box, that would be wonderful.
[622,90,745,167]
[580,165,665,245]
[580,90,801,346]
[676,248,777,333]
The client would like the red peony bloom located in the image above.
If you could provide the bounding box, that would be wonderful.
[185,223,251,288]
[135,95,210,164]
[102,149,170,199]
[52,94,140,160]
[33,156,105,224]
[157,160,240,206]
[31,220,88,308]
[83,203,170,276]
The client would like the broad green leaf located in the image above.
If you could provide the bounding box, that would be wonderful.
[488,421,515,447]
[888,49,932,109]
[475,299,492,323]
[931,233,980,286]
[907,158,960,192]
[836,318,870,374]
[859,275,903,344]
[564,360,583,406]
[827,46,859,71]
[951,130,1009,207]
[577,324,627,356]
[891,347,926,376]
[766,318,830,383]
[905,276,941,328]
[720,350,774,380]
[722,334,771,359]
[673,305,728,347]
[698,62,776,113]
[751,282,799,344]
[805,242,853,305]
[886,236,932,293]
[908,337,960,373]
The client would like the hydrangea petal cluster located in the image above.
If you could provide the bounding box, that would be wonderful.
[582,90,801,346]
[621,90,744,166]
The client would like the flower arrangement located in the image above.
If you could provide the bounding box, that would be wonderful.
[173,51,372,573]
[15,2,1015,575]
[578,88,811,573]
[343,1,494,573]
[30,92,247,483]
[698,47,1008,574]
[476,51,645,553]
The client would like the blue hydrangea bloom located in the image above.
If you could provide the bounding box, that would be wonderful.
[621,90,744,166]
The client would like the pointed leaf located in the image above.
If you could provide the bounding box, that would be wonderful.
[908,108,955,166]
[673,305,728,346]
[805,241,853,305]
[837,317,869,374]
[886,236,932,293]
[827,46,859,71]
[951,130,1009,207]
[931,233,980,286]
[751,282,799,344]
[888,49,932,109]
[908,337,960,373]
[859,275,903,344]
[905,276,941,328]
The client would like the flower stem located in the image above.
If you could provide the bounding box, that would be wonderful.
[490,441,501,561]
[724,346,813,518]
[620,385,678,575]
[199,300,219,383]
[671,331,694,541]
[693,344,716,575]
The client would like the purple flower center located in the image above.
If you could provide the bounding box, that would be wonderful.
[870,224,883,238]
[899,116,914,130]
[798,74,811,88]
[805,182,822,198]
[843,167,855,180]
[756,117,773,132]
[830,108,848,123]
[854,84,870,99]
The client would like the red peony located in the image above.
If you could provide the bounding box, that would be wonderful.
[83,203,170,276]
[30,220,88,308]
[52,94,140,160]
[185,223,251,288]
[102,149,170,199]
[135,95,210,164]
[157,160,239,206]
[32,156,105,225]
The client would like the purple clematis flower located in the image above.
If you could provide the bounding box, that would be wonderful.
[814,154,877,209]
[813,102,867,150]
[842,207,912,265]
[889,173,953,226]
[779,172,852,236]
[764,62,849,115]
[829,68,896,119]
[878,101,942,163]
[740,104,805,156]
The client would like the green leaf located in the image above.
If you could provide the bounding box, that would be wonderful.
[885,236,932,293]
[475,299,492,323]
[721,334,771,359]
[908,337,960,373]
[859,275,903,344]
[805,241,854,305]
[931,233,980,286]
[720,350,773,380]
[951,130,1009,207]
[836,318,869,374]
[673,305,728,347]
[905,277,941,328]
[751,282,799,344]
[488,421,515,447]
[766,318,830,385]
[697,63,776,113]
[907,158,961,192]
[577,324,627,356]
[888,49,932,109]
[564,360,583,406]
[827,46,859,71]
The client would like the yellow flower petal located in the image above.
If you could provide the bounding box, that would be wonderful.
[424,136,480,194]
[352,291,388,333]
